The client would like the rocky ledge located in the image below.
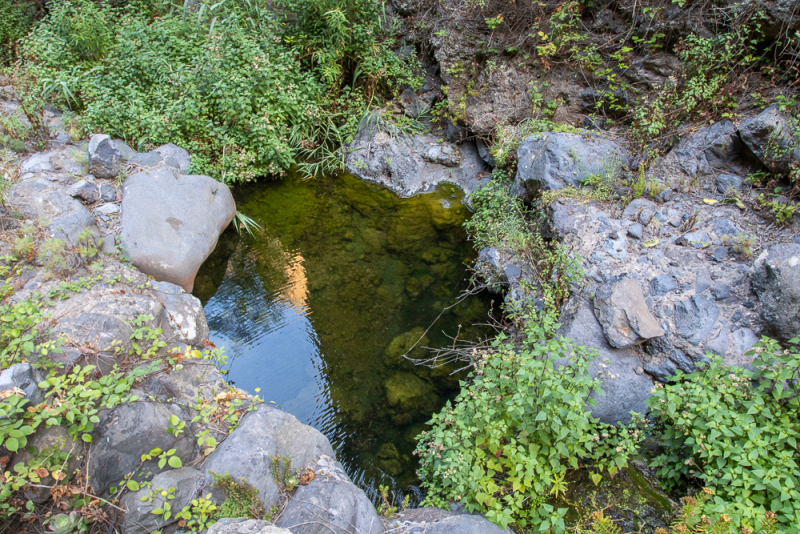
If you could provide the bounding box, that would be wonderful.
[0,95,507,533]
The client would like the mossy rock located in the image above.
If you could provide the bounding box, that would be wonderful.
[550,461,674,533]
[384,327,429,367]
[405,274,435,300]
[384,372,437,412]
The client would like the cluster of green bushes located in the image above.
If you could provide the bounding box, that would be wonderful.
[416,176,800,533]
[12,0,417,182]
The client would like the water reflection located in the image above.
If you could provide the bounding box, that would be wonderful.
[195,173,493,501]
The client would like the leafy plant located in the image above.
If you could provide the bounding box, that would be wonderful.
[212,472,266,520]
[648,338,800,531]
[415,328,644,531]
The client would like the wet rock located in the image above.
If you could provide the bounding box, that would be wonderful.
[675,296,719,345]
[384,327,429,367]
[551,462,673,532]
[121,467,203,534]
[202,405,334,509]
[558,296,653,424]
[716,173,745,194]
[593,279,665,348]
[649,274,677,296]
[88,134,123,179]
[739,105,800,176]
[511,131,629,200]
[277,455,384,534]
[384,372,437,412]
[209,519,292,534]
[88,401,196,495]
[0,363,43,406]
[120,167,236,292]
[751,243,800,341]
[667,121,742,177]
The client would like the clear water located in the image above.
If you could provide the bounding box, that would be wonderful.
[193,172,493,501]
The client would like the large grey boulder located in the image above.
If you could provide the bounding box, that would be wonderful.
[557,296,653,425]
[511,131,629,200]
[739,105,800,177]
[88,401,196,495]
[276,455,384,534]
[667,121,742,177]
[593,279,665,348]
[344,114,489,198]
[121,467,203,534]
[751,243,800,342]
[202,405,334,509]
[120,167,235,292]
[89,134,123,179]
[209,519,292,534]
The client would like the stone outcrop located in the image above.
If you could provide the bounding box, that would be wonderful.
[739,105,800,177]
[345,114,490,198]
[751,243,800,342]
[511,131,629,200]
[120,167,236,292]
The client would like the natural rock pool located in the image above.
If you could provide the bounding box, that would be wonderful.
[193,172,494,501]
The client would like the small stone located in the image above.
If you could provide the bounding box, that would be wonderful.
[710,218,741,239]
[743,301,756,309]
[96,203,119,215]
[99,183,117,202]
[713,246,729,261]
[731,310,742,322]
[644,360,677,383]
[650,273,677,296]
[716,173,744,194]
[66,180,100,203]
[679,230,711,249]
[675,295,720,345]
[627,222,643,239]
[711,282,731,300]
[695,270,713,294]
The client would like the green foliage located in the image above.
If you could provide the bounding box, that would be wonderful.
[0,0,36,64]
[464,178,529,253]
[212,472,266,520]
[270,455,297,493]
[175,493,218,533]
[19,0,417,183]
[415,328,645,531]
[648,338,800,532]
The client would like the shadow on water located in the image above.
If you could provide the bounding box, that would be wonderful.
[194,172,495,503]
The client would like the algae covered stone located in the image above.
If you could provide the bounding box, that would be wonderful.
[384,372,437,412]
[384,327,429,367]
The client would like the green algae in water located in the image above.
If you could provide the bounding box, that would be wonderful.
[194,173,493,502]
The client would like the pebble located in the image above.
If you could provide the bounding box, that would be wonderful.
[627,222,643,239]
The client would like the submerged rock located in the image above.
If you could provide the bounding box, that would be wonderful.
[120,167,235,292]
[384,373,438,414]
[384,327,429,367]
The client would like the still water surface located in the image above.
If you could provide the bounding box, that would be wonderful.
[193,173,493,501]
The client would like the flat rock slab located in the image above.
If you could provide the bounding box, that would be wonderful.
[120,167,235,292]
[593,279,665,348]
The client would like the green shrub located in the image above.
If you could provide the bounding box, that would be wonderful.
[415,324,644,531]
[19,0,417,183]
[648,337,800,532]
[0,0,36,64]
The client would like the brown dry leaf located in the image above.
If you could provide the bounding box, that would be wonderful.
[298,468,315,486]
[34,467,49,478]
[178,520,187,528]
[52,471,66,481]
[0,455,9,469]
